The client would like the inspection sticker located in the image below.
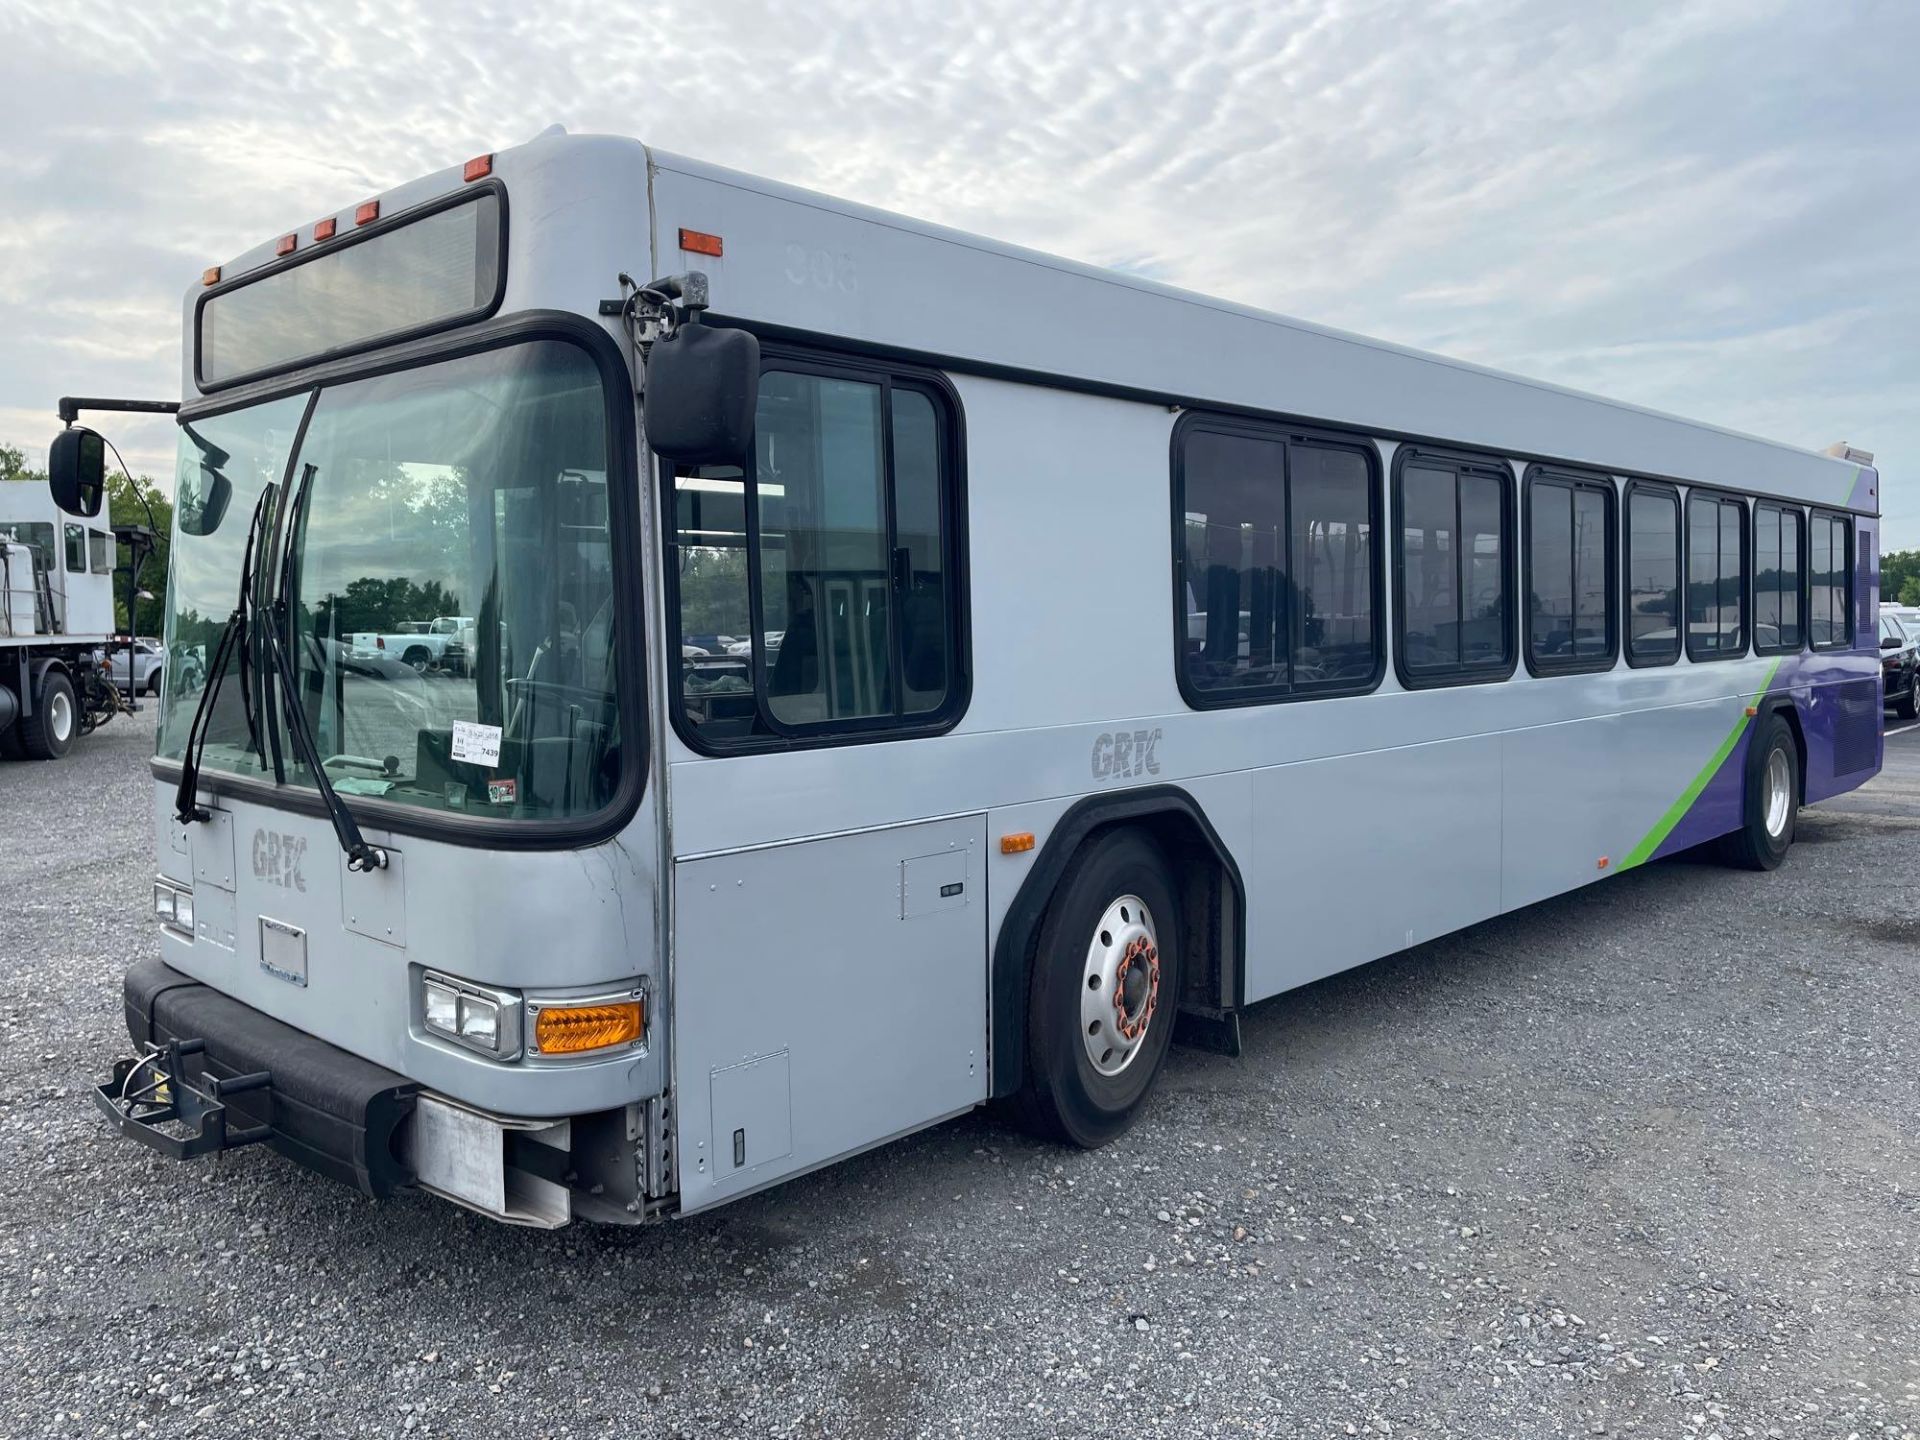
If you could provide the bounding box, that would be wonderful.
[450,720,502,768]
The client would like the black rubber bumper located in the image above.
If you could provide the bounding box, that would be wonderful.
[121,956,419,1199]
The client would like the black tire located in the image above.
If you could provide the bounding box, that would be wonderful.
[1717,713,1797,871]
[1014,828,1182,1148]
[1896,671,1919,721]
[19,668,76,761]
[147,670,162,697]
[402,647,431,672]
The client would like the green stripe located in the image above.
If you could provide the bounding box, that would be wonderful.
[1617,656,1784,871]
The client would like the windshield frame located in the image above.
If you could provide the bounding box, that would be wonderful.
[154,308,648,852]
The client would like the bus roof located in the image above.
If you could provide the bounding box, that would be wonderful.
[647,143,1874,514]
[186,130,1877,514]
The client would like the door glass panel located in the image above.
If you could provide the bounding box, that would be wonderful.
[756,372,893,726]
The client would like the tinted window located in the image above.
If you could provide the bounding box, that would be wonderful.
[1291,444,1376,687]
[1753,503,1804,653]
[64,523,85,573]
[88,529,112,575]
[1809,511,1851,649]
[1526,473,1615,671]
[669,365,962,744]
[1395,455,1511,683]
[1686,493,1746,660]
[1176,424,1377,703]
[1626,486,1680,664]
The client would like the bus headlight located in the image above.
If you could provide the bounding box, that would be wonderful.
[418,971,522,1060]
[153,879,193,935]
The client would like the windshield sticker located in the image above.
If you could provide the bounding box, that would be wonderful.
[450,720,502,768]
[487,778,518,806]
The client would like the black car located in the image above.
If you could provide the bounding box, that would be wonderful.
[1882,611,1920,719]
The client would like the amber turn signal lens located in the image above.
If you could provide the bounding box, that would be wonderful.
[678,227,723,257]
[1000,832,1035,855]
[534,1000,642,1055]
[201,266,221,287]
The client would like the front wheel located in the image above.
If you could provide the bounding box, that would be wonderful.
[1015,828,1182,1148]
[1718,714,1797,871]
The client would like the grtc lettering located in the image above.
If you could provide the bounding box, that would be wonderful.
[1091,728,1162,781]
[251,829,308,892]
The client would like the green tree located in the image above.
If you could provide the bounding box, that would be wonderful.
[1884,549,1920,606]
[0,442,43,484]
[1900,576,1920,607]
[108,470,172,636]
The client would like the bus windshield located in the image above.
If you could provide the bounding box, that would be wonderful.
[159,339,627,823]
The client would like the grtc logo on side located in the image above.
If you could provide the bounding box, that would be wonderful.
[1091,728,1162,781]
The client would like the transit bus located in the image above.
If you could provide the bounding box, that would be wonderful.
[63,127,1881,1227]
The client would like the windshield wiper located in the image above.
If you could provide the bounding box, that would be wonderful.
[174,486,276,825]
[263,461,388,873]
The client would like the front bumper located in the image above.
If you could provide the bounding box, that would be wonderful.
[119,956,418,1199]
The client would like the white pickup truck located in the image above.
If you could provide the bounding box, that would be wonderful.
[349,616,474,674]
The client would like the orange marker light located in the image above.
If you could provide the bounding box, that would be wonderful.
[1597,856,1610,870]
[314,217,337,242]
[1744,706,1758,717]
[1000,832,1035,855]
[275,233,297,257]
[201,266,221,287]
[534,1000,643,1055]
[678,227,723,257]
[355,200,380,226]
[463,153,493,182]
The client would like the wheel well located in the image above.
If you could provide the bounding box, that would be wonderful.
[989,786,1244,1099]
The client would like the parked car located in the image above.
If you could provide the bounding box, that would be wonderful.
[108,636,164,695]
[1881,611,1919,719]
[349,618,467,674]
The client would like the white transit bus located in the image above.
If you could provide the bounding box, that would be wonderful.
[67,128,1881,1227]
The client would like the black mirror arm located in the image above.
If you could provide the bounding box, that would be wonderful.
[56,396,181,425]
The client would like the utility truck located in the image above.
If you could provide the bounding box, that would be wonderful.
[0,475,126,758]
[64,127,1880,1229]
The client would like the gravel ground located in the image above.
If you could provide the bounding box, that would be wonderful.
[2,709,1917,1440]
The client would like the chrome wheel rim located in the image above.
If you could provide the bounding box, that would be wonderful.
[48,689,72,744]
[1763,747,1791,839]
[1080,894,1159,1077]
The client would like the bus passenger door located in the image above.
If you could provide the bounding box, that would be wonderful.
[671,814,987,1212]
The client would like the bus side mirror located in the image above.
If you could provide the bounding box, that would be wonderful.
[48,427,107,517]
[644,324,759,467]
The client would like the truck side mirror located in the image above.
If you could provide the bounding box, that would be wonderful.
[644,323,759,467]
[48,427,106,517]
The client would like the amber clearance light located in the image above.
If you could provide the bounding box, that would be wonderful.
[533,999,643,1055]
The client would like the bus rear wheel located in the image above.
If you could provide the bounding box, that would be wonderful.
[1015,828,1182,1148]
[1719,713,1797,871]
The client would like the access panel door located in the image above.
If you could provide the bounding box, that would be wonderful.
[672,814,986,1212]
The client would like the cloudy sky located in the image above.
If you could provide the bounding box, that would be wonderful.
[2,0,1915,545]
